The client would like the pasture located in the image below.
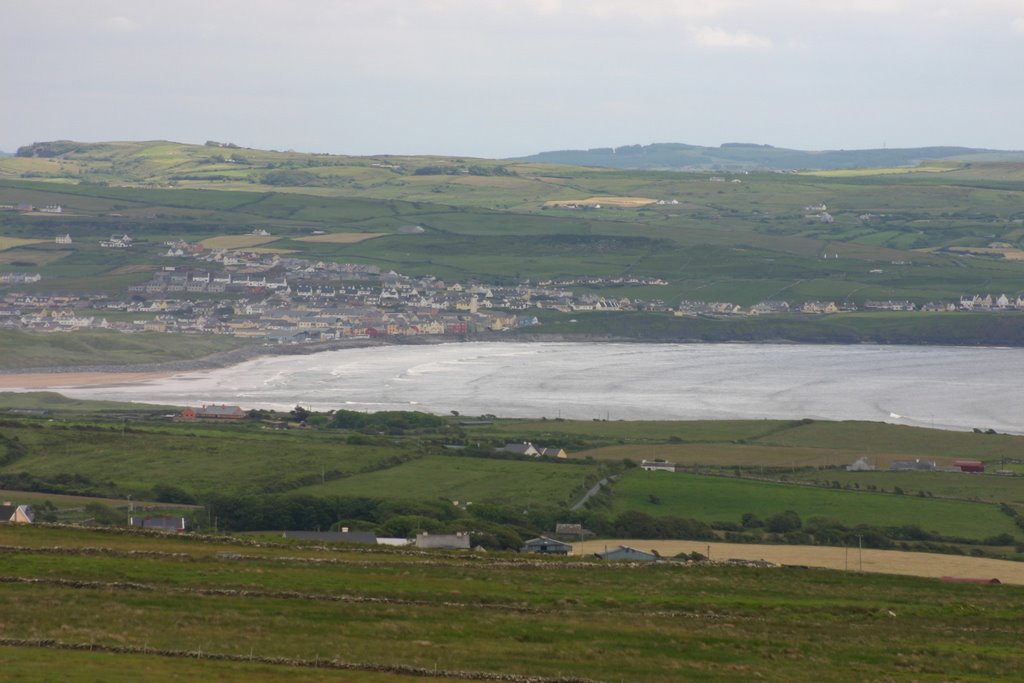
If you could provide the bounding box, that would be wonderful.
[0,419,412,498]
[610,469,1020,540]
[293,232,386,243]
[2,524,1024,682]
[198,234,280,249]
[296,454,598,508]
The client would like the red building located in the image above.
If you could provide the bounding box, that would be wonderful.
[954,459,985,473]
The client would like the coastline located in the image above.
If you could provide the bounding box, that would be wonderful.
[0,370,179,390]
[0,332,1013,391]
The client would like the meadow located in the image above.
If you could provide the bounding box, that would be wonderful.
[2,524,1024,681]
[294,454,599,507]
[610,469,1019,540]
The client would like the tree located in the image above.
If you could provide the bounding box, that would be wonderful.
[290,405,311,423]
[765,510,802,533]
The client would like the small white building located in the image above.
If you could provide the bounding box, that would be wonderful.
[641,460,676,473]
[846,457,876,472]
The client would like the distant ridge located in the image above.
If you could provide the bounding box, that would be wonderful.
[512,142,1024,171]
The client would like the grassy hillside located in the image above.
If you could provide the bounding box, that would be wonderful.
[513,142,1024,171]
[2,524,1024,682]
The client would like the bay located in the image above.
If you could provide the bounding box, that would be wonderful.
[41,342,1024,434]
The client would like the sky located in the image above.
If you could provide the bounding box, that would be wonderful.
[3,0,1024,157]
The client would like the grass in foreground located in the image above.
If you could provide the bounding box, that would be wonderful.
[1,524,1024,682]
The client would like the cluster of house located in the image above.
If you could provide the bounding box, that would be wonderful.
[847,457,986,473]
[1,203,63,213]
[499,442,568,458]
[677,293,1024,318]
[100,234,133,249]
[5,220,1024,341]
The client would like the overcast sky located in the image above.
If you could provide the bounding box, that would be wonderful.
[3,1,1024,157]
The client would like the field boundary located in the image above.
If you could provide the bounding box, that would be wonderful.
[0,637,601,682]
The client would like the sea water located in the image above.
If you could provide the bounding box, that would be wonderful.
[37,342,1024,434]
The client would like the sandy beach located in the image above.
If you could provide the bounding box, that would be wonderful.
[0,371,177,390]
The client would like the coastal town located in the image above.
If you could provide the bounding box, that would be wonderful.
[0,231,1022,342]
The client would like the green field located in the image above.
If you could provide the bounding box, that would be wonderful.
[2,524,1024,682]
[294,454,598,507]
[0,419,414,497]
[612,469,1020,540]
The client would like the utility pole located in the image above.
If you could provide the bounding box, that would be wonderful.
[857,534,863,572]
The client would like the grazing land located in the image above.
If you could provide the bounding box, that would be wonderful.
[197,234,281,249]
[294,232,386,243]
[610,469,1019,540]
[2,524,1024,682]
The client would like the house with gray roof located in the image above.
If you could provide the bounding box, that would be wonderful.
[595,545,659,562]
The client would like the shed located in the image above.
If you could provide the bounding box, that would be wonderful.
[954,459,985,473]
[129,515,186,532]
[521,536,572,555]
[415,531,471,550]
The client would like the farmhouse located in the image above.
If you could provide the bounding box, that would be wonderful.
[500,442,540,457]
[641,460,676,472]
[595,545,659,562]
[0,502,34,524]
[179,405,246,420]
[129,516,186,532]
[521,536,572,555]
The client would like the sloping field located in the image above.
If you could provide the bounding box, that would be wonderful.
[543,196,657,207]
[0,236,47,250]
[3,525,1024,682]
[293,232,385,243]
[198,234,280,249]
[298,454,597,507]
[574,538,1024,584]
